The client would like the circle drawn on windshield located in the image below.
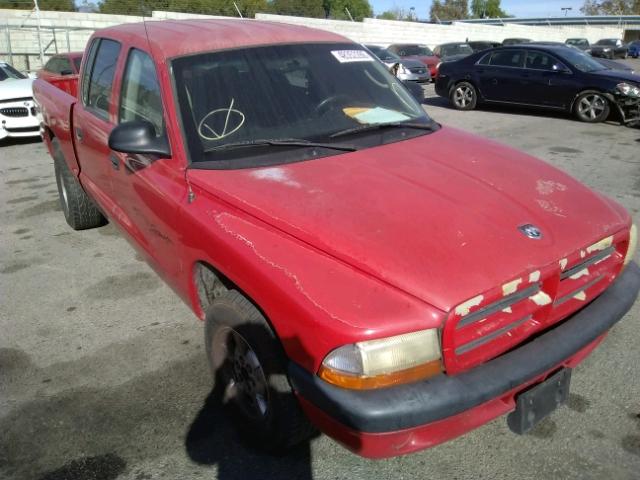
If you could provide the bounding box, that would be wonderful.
[198,98,246,141]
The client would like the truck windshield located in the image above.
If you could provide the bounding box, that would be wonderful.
[171,42,432,166]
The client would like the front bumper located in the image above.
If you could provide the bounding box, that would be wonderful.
[290,262,640,458]
[0,98,40,140]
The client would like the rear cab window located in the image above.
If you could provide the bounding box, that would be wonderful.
[81,38,121,120]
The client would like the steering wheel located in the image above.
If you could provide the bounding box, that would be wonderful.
[314,94,351,117]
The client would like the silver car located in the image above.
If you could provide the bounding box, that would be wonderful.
[365,45,431,83]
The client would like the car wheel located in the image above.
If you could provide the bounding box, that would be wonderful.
[574,91,610,123]
[204,290,316,452]
[52,138,107,230]
[450,81,478,110]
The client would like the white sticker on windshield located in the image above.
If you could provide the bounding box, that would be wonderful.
[331,50,374,63]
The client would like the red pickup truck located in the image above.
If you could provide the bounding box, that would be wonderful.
[36,51,83,98]
[33,19,639,458]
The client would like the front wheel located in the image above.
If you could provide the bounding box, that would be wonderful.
[450,81,478,110]
[204,291,316,453]
[574,91,610,123]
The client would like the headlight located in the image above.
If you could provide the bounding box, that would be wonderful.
[318,329,442,389]
[616,83,640,97]
[624,224,637,267]
[603,47,611,51]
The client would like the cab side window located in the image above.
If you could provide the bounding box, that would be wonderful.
[525,51,564,71]
[119,49,164,136]
[82,38,121,119]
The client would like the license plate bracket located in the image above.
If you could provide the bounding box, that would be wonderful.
[507,368,571,435]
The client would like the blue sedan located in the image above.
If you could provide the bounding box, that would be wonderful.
[629,41,640,58]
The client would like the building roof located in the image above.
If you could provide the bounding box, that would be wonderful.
[97,19,350,60]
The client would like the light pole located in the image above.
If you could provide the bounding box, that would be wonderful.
[410,6,415,21]
[561,7,572,16]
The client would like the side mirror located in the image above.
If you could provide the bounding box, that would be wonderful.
[108,120,171,157]
[390,62,401,77]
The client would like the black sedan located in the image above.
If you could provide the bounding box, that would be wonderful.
[435,45,640,123]
[591,39,628,59]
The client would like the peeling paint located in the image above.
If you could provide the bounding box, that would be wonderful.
[586,236,613,254]
[573,291,587,301]
[455,295,484,317]
[536,198,567,217]
[528,270,541,283]
[502,306,513,314]
[250,167,302,188]
[559,258,568,270]
[536,179,567,195]
[580,250,586,258]
[569,268,589,280]
[530,291,552,306]
[502,278,522,296]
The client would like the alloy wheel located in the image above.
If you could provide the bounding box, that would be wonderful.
[578,94,606,120]
[454,85,474,108]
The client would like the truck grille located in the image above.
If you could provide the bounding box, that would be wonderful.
[443,231,629,374]
[0,107,29,117]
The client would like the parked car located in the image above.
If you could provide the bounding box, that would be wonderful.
[565,38,591,54]
[502,38,531,46]
[0,62,39,141]
[433,42,474,73]
[591,39,628,59]
[436,45,640,123]
[37,52,83,97]
[467,40,501,52]
[628,40,640,58]
[387,43,439,78]
[365,45,430,83]
[33,20,639,459]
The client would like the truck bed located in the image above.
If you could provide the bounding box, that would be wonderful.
[33,78,79,174]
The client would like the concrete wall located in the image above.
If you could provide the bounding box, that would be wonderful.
[0,8,626,71]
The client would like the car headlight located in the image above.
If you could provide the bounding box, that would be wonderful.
[603,47,611,51]
[616,82,640,97]
[624,224,637,267]
[318,328,442,389]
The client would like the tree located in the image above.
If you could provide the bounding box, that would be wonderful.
[430,0,468,22]
[0,0,75,10]
[324,0,372,20]
[580,0,640,14]
[270,0,325,17]
[470,0,507,18]
[376,6,416,20]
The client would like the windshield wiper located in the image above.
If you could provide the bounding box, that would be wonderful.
[205,138,358,153]
[329,121,437,139]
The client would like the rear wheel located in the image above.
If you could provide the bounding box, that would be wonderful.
[574,91,610,123]
[52,138,107,230]
[204,290,316,452]
[450,81,478,110]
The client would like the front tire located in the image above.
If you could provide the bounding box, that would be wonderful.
[574,91,610,123]
[204,290,316,453]
[52,138,107,230]
[450,81,478,110]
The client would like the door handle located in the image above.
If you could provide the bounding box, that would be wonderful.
[75,127,83,142]
[109,153,120,171]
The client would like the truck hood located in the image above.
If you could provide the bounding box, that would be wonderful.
[188,127,628,311]
[0,78,34,101]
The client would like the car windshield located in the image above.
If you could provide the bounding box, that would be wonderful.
[556,48,609,72]
[596,39,616,46]
[366,45,401,63]
[441,44,473,57]
[172,43,432,166]
[0,63,27,81]
[566,39,588,47]
[399,45,434,56]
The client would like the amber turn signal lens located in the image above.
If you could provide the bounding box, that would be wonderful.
[318,359,442,390]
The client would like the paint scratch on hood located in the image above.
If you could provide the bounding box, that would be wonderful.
[250,167,302,188]
[536,179,567,196]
